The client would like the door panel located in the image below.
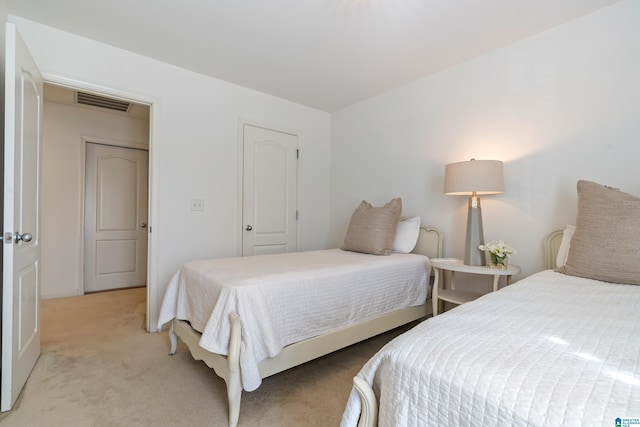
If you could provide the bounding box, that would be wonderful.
[96,240,137,274]
[98,156,138,230]
[18,263,39,352]
[242,124,298,256]
[84,143,148,292]
[2,23,43,412]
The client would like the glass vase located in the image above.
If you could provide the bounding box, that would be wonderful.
[489,253,507,269]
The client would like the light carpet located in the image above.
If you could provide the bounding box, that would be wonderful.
[0,287,414,426]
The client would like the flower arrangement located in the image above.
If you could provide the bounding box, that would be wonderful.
[478,240,516,269]
[479,240,516,257]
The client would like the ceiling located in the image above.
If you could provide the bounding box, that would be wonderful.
[8,0,622,112]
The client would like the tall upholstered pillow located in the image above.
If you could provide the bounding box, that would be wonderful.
[342,198,402,255]
[557,181,640,285]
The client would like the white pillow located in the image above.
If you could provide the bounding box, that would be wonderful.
[555,224,575,268]
[392,216,421,253]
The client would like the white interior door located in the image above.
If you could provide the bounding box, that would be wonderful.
[2,23,43,412]
[242,124,298,256]
[84,143,148,292]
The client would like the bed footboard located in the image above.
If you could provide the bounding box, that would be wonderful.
[353,376,378,427]
[226,314,242,427]
[170,302,430,426]
[170,317,243,427]
[169,321,179,354]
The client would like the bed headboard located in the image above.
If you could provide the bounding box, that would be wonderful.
[413,225,443,260]
[543,229,564,270]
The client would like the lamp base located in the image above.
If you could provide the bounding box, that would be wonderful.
[464,198,486,266]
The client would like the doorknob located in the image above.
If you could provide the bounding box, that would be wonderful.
[245,225,253,231]
[140,223,147,228]
[13,231,33,243]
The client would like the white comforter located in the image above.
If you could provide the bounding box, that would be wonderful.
[341,270,640,427]
[157,249,430,391]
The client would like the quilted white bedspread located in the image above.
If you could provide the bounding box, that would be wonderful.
[341,270,640,427]
[157,249,430,391]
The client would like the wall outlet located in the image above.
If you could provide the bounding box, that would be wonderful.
[190,198,204,211]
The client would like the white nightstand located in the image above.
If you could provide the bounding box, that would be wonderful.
[431,258,521,316]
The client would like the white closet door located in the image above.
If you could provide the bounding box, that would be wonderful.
[242,124,298,256]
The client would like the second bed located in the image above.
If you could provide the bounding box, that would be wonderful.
[157,223,443,426]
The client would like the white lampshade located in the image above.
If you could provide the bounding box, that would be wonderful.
[444,159,504,195]
[444,158,504,266]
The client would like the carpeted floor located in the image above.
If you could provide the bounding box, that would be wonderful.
[0,287,413,426]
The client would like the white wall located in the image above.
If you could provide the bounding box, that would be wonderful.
[10,16,332,329]
[10,1,638,322]
[0,0,7,318]
[0,0,6,87]
[41,100,149,298]
[330,0,640,289]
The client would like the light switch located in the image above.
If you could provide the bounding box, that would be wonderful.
[191,198,204,211]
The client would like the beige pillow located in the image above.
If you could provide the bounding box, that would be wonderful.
[342,198,402,255]
[557,181,640,285]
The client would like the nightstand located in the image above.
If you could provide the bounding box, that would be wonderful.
[431,258,521,316]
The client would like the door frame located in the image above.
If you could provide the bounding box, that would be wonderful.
[41,73,159,332]
[237,118,301,257]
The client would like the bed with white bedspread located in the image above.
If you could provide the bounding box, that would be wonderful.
[158,248,431,391]
[341,269,640,426]
[342,181,640,427]
[158,216,443,427]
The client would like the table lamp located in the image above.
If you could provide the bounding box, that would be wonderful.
[444,159,504,266]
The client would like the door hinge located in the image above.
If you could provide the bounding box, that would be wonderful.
[296,210,299,220]
[296,149,299,159]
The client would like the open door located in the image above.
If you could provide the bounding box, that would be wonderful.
[2,23,43,411]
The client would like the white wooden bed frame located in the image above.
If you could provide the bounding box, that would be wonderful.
[351,229,562,427]
[169,224,443,427]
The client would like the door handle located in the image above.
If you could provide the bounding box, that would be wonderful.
[245,225,253,231]
[140,223,147,228]
[13,231,33,243]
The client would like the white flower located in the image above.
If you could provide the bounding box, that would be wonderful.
[478,240,516,258]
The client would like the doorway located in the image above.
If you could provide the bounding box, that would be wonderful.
[41,83,151,309]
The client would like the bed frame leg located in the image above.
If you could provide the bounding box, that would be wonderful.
[353,376,378,427]
[169,320,178,355]
[226,313,243,427]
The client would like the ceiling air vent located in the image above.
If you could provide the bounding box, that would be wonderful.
[76,91,131,112]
